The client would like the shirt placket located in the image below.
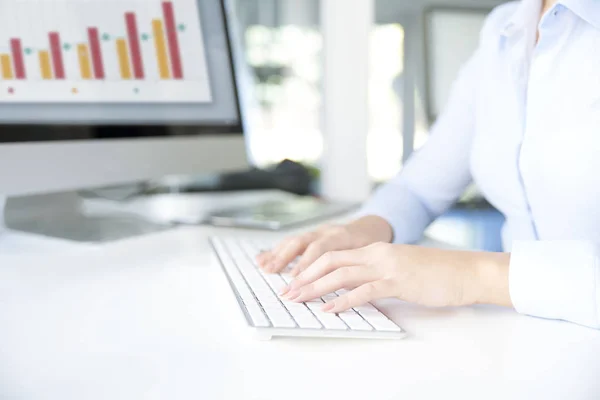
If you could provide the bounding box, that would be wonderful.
[506,20,540,241]
[517,4,569,241]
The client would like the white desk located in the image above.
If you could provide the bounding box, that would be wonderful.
[1,224,600,400]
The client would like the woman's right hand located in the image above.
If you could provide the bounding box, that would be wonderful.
[256,215,394,277]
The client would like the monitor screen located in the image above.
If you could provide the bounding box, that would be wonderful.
[0,0,242,141]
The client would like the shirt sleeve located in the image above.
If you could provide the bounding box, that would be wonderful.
[510,241,600,329]
[357,50,481,244]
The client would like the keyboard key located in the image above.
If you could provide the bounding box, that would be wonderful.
[297,319,322,329]
[265,310,296,328]
[354,305,383,318]
[246,304,270,327]
[360,314,401,332]
[261,298,287,310]
[338,311,373,331]
[306,301,324,310]
[288,311,322,329]
[237,288,256,304]
[264,274,287,293]
[312,313,348,330]
[282,303,307,312]
[354,303,379,313]
[240,241,266,264]
[285,304,309,315]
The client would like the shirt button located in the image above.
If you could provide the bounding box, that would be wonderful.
[553,4,564,15]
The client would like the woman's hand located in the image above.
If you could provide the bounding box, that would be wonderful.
[256,216,393,276]
[281,243,512,313]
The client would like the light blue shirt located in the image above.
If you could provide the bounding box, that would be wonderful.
[359,0,600,329]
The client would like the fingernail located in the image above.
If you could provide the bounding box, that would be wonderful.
[285,289,300,301]
[322,302,335,313]
[279,286,290,296]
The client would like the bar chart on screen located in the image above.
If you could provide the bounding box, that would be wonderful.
[0,0,212,103]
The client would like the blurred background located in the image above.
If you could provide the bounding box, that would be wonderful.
[234,0,424,180]
[231,0,507,251]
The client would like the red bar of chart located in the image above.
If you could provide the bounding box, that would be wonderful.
[125,12,144,80]
[162,1,184,79]
[87,28,105,80]
[10,39,26,79]
[48,32,66,79]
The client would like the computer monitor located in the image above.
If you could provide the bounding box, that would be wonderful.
[0,0,248,240]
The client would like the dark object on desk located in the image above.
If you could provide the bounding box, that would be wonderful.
[169,159,314,196]
[207,197,356,231]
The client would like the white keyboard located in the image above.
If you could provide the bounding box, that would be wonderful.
[210,237,406,340]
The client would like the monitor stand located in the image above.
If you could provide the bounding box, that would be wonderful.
[2,192,171,243]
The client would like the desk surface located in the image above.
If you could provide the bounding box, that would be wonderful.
[1,225,600,400]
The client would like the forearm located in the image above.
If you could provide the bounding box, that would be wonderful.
[347,222,514,307]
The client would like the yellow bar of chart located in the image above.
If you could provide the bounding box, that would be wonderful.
[77,44,93,79]
[1,54,14,79]
[39,50,53,80]
[116,38,132,79]
[152,19,171,79]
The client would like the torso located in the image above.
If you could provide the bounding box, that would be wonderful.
[470,1,600,247]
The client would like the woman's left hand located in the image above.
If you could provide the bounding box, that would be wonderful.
[281,242,512,313]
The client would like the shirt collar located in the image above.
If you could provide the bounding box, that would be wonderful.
[502,0,600,36]
[501,0,542,37]
[560,0,600,30]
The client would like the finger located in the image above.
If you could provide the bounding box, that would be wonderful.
[322,280,395,313]
[289,239,329,277]
[259,237,293,269]
[288,266,376,303]
[290,248,368,290]
[256,252,274,268]
[290,236,345,277]
[267,234,316,273]
[288,226,352,276]
[256,251,272,266]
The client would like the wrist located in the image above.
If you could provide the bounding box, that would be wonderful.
[349,215,394,244]
[472,252,512,307]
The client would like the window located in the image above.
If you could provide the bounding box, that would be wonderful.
[234,0,322,168]
[368,24,404,182]
[233,1,429,182]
